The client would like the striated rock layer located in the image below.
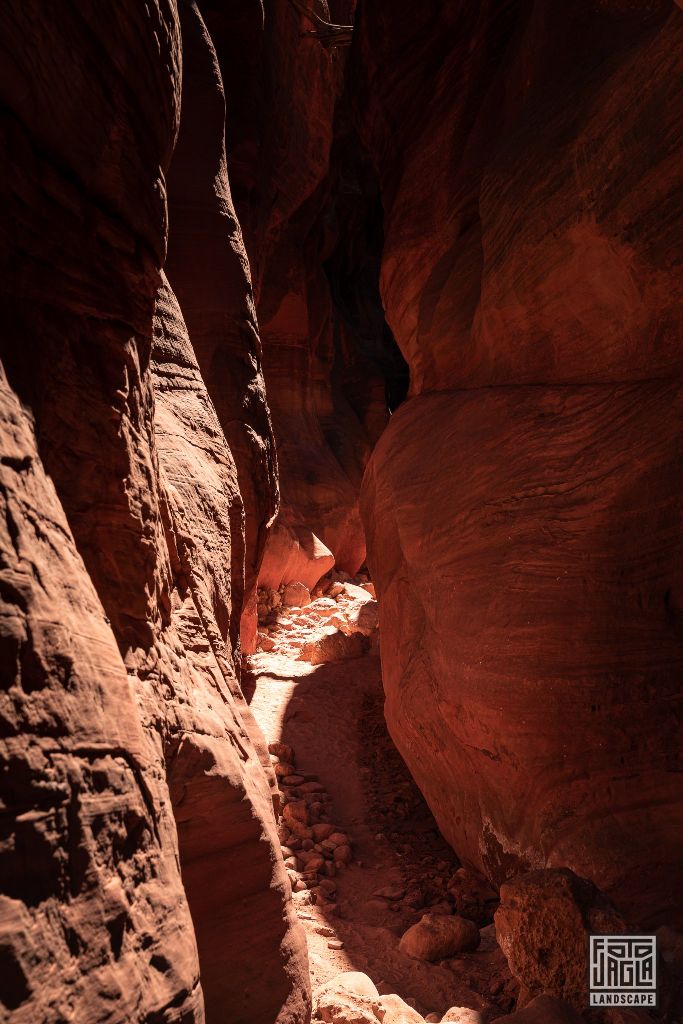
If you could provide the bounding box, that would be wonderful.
[165,0,278,657]
[357,1,683,926]
[0,2,308,1023]
[0,366,202,1022]
[152,278,309,1024]
[204,0,387,600]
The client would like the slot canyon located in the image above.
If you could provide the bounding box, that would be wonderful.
[0,2,682,1023]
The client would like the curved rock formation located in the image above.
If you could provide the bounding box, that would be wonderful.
[0,2,308,1022]
[165,0,279,657]
[357,1,683,926]
[203,0,387,596]
[0,366,202,1022]
[153,279,308,1024]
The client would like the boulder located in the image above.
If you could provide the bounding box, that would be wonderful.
[299,627,368,665]
[380,993,426,1024]
[399,914,480,961]
[441,1010,485,1024]
[313,973,382,1024]
[494,869,626,1010]
[259,523,335,592]
[283,581,312,608]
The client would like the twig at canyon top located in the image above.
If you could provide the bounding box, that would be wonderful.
[286,0,354,47]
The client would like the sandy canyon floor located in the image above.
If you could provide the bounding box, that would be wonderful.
[244,585,517,1021]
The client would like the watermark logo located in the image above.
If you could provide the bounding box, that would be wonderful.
[589,935,657,1008]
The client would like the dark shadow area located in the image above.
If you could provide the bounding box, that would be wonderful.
[324,143,410,418]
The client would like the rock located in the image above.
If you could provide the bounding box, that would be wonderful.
[257,632,277,651]
[600,1013,657,1024]
[380,993,426,1024]
[441,1011,485,1024]
[0,4,309,1023]
[657,924,683,973]
[165,3,280,659]
[269,742,296,764]
[373,885,406,902]
[329,832,350,847]
[494,868,626,1010]
[399,914,480,961]
[334,845,353,866]
[428,902,454,916]
[331,591,379,638]
[259,523,335,593]
[282,580,312,608]
[277,825,291,844]
[312,886,332,904]
[283,800,310,827]
[494,995,585,1023]
[288,820,313,840]
[313,823,337,839]
[299,627,368,665]
[301,853,325,873]
[313,973,382,1024]
[403,890,426,910]
[0,369,202,1022]
[477,923,499,953]
[328,939,345,950]
[284,775,306,786]
[356,0,683,927]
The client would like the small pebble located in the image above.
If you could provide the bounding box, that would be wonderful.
[327,939,344,950]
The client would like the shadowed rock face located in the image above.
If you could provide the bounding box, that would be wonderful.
[202,0,391,599]
[356,1,683,926]
[152,278,309,1024]
[0,3,308,1023]
[165,0,279,659]
[0,365,203,1023]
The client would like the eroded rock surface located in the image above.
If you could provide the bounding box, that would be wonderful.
[0,3,307,1022]
[0,368,202,1022]
[153,278,309,1024]
[165,0,278,656]
[356,0,683,925]
[494,868,625,1011]
[204,0,392,594]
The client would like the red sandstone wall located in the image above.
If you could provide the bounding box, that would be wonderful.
[206,0,383,604]
[0,3,308,1021]
[356,0,683,927]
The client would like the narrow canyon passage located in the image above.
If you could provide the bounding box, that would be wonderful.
[1,3,682,1024]
[244,573,516,1020]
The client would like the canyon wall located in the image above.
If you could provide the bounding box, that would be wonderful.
[356,0,683,927]
[203,0,390,608]
[0,2,308,1022]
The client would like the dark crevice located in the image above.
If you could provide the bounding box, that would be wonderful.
[324,133,410,417]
